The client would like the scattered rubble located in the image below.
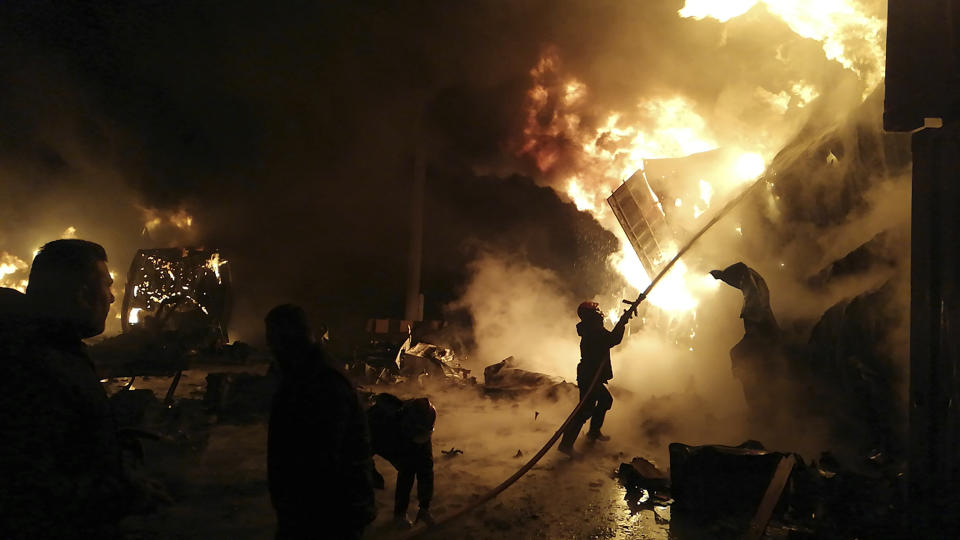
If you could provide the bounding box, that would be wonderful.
[400,341,471,380]
[354,331,473,387]
[441,447,464,459]
[661,440,905,539]
[482,356,575,399]
[617,455,672,516]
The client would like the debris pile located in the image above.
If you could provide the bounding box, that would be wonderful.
[616,456,672,515]
[482,356,575,398]
[636,440,908,539]
[352,321,471,385]
[401,342,471,380]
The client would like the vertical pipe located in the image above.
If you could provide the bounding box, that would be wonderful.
[405,138,425,322]
[910,124,960,538]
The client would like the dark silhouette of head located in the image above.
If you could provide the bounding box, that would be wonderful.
[26,239,114,338]
[0,287,27,321]
[401,397,437,444]
[577,300,603,326]
[265,304,314,372]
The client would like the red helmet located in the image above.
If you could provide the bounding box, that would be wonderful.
[577,301,602,321]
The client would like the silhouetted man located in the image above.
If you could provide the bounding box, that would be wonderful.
[266,304,376,539]
[367,393,436,529]
[558,299,639,455]
[0,239,141,538]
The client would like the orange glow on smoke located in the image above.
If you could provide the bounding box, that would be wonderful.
[141,207,195,234]
[0,252,29,293]
[679,0,886,94]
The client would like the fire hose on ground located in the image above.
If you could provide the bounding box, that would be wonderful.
[403,175,767,538]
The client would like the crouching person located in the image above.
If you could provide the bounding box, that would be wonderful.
[367,393,436,529]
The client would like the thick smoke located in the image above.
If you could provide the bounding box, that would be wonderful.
[430,1,905,460]
[1,0,906,461]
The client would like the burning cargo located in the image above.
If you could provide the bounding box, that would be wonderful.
[121,247,232,345]
[90,247,241,378]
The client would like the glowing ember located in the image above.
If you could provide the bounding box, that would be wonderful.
[128,307,142,325]
[205,252,228,284]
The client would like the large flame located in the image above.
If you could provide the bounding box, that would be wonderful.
[516,15,877,321]
[516,0,883,321]
[519,53,769,316]
[679,0,886,94]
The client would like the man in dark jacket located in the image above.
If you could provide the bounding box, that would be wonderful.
[0,240,147,539]
[265,304,376,539]
[558,299,638,455]
[367,393,436,529]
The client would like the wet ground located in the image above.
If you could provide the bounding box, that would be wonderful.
[114,365,672,539]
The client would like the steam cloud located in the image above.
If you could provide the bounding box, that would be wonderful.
[1,0,905,459]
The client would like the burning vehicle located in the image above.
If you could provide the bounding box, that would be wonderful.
[90,247,246,380]
[121,247,232,342]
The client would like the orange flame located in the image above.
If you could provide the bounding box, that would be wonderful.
[0,252,29,293]
[679,0,886,94]
[141,207,194,234]
[519,0,878,319]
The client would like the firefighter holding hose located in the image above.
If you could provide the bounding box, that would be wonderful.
[558,296,644,456]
